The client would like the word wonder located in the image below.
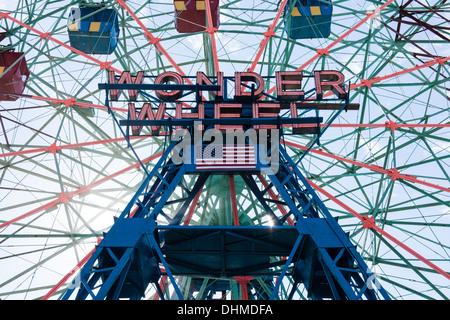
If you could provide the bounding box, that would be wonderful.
[107,70,347,102]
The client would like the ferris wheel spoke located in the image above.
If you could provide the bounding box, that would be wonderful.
[264,0,398,98]
[0,151,163,230]
[247,0,288,73]
[116,0,193,84]
[307,178,450,282]
[41,242,98,300]
[0,136,146,158]
[375,233,449,300]
[203,0,219,74]
[285,140,450,193]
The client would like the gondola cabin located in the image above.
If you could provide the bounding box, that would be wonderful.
[174,0,220,33]
[0,50,30,101]
[285,0,333,39]
[67,5,119,54]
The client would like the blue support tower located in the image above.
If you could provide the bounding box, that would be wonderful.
[62,72,391,300]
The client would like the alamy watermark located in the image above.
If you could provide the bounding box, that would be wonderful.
[366,267,382,291]
[170,121,280,175]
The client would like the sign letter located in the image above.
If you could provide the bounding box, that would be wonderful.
[154,71,184,101]
[109,70,144,101]
[196,71,223,99]
[235,72,265,101]
[276,71,304,101]
[128,102,166,135]
[314,70,347,100]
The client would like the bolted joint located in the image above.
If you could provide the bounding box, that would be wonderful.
[316,48,329,56]
[362,215,376,229]
[388,168,402,181]
[385,120,398,132]
[99,61,112,70]
[63,97,77,107]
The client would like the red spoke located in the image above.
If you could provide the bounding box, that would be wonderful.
[0,151,163,229]
[307,178,450,281]
[296,0,396,72]
[183,186,203,226]
[31,95,127,113]
[284,140,450,193]
[354,56,450,90]
[248,0,289,73]
[279,122,450,130]
[229,174,239,226]
[0,136,146,158]
[41,238,101,300]
[0,91,127,113]
[265,0,397,96]
[115,0,193,84]
[205,0,220,73]
[307,55,450,100]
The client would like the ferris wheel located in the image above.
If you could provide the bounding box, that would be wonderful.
[0,0,449,300]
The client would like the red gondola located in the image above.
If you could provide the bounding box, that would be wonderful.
[0,50,30,101]
[174,0,220,33]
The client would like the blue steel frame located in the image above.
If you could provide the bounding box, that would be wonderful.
[61,140,390,300]
[60,74,391,300]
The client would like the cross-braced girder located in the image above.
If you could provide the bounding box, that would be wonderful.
[62,140,390,300]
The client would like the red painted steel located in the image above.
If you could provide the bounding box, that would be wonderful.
[42,238,101,300]
[265,0,397,96]
[116,0,194,85]
[0,151,163,229]
[289,122,450,131]
[0,136,145,158]
[296,0,396,72]
[152,275,168,300]
[248,0,289,73]
[284,140,450,193]
[229,174,240,226]
[205,0,219,73]
[183,187,204,225]
[234,276,252,300]
[307,178,450,281]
